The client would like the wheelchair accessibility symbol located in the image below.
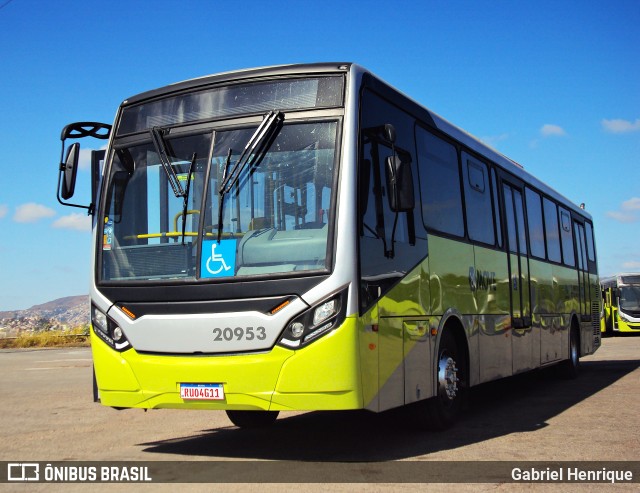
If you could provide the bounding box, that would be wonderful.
[201,239,236,278]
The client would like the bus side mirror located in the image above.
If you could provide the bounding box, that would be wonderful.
[61,143,80,200]
[385,154,415,212]
[384,123,396,144]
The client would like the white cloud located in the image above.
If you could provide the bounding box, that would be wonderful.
[606,211,637,223]
[481,133,510,147]
[52,213,92,232]
[606,197,640,223]
[602,118,640,134]
[78,145,108,170]
[540,124,567,137]
[13,203,56,223]
[0,204,7,219]
[622,260,640,270]
[621,197,640,211]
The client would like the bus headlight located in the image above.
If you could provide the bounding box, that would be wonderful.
[112,326,124,342]
[91,304,131,352]
[92,307,108,335]
[290,322,305,338]
[278,288,348,349]
[313,299,338,325]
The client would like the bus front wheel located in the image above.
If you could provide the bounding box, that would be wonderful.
[424,330,466,430]
[226,410,279,429]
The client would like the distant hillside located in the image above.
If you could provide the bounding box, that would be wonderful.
[0,295,90,336]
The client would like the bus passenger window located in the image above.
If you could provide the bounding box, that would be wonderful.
[525,188,545,258]
[559,208,575,266]
[416,127,464,237]
[585,222,596,262]
[462,153,494,245]
[543,198,561,263]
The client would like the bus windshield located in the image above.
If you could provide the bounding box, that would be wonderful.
[100,120,338,282]
[620,285,640,315]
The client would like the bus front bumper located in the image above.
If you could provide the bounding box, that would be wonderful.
[615,319,640,333]
[91,317,362,411]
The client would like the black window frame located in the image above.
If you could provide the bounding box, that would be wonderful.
[559,206,575,267]
[525,187,546,259]
[542,196,562,263]
[415,125,465,239]
[462,151,496,246]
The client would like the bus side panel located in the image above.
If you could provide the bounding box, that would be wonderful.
[403,318,435,405]
[428,236,480,386]
[378,264,429,410]
[377,315,405,410]
[403,259,434,405]
[517,259,546,372]
[428,236,476,317]
[545,264,576,363]
[361,258,434,412]
[532,259,557,366]
[474,244,513,382]
[360,304,380,412]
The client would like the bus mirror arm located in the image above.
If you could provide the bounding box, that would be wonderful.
[56,121,111,214]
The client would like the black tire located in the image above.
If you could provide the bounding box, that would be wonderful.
[604,310,614,337]
[226,410,279,429]
[423,330,466,430]
[560,325,580,379]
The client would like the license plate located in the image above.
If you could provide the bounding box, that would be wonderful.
[180,383,225,400]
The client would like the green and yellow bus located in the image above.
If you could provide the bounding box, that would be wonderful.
[601,274,640,335]
[56,63,601,429]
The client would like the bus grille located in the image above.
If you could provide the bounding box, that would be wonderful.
[104,244,191,279]
[592,301,601,344]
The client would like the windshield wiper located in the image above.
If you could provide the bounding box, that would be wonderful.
[181,152,197,245]
[150,126,186,198]
[217,110,284,242]
[219,110,284,194]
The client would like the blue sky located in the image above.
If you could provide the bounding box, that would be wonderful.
[0,0,638,311]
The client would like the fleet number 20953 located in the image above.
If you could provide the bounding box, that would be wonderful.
[212,326,267,342]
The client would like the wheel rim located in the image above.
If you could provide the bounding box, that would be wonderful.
[438,352,459,401]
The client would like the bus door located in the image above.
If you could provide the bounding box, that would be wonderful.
[574,221,589,317]
[503,183,534,372]
[573,219,594,351]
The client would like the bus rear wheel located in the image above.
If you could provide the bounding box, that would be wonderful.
[560,324,580,379]
[226,410,279,429]
[423,330,466,430]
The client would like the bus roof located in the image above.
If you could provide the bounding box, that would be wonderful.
[120,62,592,220]
[350,64,592,220]
[601,273,640,286]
